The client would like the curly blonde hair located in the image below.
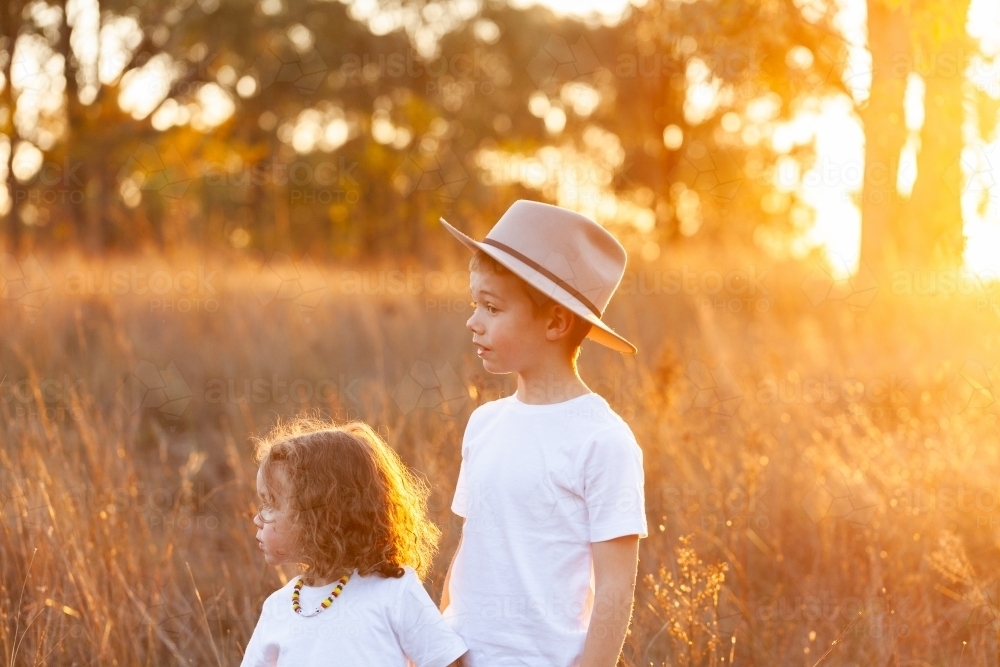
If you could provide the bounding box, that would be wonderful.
[253,417,440,584]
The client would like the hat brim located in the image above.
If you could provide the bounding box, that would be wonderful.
[440,217,637,355]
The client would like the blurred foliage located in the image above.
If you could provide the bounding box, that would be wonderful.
[1,0,848,259]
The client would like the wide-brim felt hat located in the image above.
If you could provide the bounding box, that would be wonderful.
[440,199,637,354]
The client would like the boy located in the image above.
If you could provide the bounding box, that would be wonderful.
[437,200,648,667]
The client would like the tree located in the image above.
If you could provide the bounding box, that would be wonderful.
[1,0,27,253]
[857,0,975,280]
[0,0,866,264]
[903,0,971,270]
[858,0,912,282]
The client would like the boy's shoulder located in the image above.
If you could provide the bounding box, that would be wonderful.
[467,393,513,417]
[469,392,634,434]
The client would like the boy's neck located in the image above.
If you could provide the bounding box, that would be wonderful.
[515,364,590,405]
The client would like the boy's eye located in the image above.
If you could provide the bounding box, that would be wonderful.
[470,299,497,314]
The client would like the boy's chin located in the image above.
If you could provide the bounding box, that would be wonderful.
[479,358,508,374]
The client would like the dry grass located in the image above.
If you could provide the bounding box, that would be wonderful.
[1,245,999,665]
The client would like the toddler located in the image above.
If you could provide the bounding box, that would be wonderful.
[242,417,467,667]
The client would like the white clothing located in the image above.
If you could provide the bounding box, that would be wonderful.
[241,566,467,667]
[443,392,647,667]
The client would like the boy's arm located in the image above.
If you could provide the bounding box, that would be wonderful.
[579,534,640,667]
[439,522,464,612]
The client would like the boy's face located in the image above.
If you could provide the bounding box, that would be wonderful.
[467,268,551,375]
[254,466,300,568]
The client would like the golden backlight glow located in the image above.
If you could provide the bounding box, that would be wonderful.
[4,5,1000,666]
[515,0,1000,281]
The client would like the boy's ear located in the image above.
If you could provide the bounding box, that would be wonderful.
[544,303,576,341]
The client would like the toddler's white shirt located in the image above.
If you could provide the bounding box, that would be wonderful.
[241,566,467,667]
[442,392,648,667]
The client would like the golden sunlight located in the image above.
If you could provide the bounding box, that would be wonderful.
[513,0,1000,280]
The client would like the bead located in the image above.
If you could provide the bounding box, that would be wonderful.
[291,573,351,616]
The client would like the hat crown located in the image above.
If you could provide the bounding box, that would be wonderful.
[483,200,627,316]
[438,199,637,354]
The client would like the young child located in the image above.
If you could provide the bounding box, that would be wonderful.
[437,200,648,667]
[242,417,468,667]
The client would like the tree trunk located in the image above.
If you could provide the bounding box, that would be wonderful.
[858,0,912,284]
[903,0,971,270]
[3,154,21,254]
[1,0,24,253]
[58,0,109,253]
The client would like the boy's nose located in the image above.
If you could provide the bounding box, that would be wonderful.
[466,311,483,334]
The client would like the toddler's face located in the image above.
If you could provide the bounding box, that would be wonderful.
[254,466,300,568]
[467,268,548,375]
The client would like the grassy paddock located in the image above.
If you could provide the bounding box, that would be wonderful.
[1,246,998,665]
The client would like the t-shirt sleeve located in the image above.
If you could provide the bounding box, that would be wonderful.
[391,569,468,667]
[582,424,648,542]
[239,597,270,667]
[451,407,481,518]
[451,453,469,518]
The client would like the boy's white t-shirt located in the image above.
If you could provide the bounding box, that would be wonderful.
[442,392,648,667]
[241,566,467,667]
